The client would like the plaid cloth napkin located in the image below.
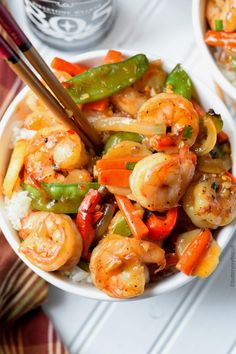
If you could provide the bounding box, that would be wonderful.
[0,41,68,354]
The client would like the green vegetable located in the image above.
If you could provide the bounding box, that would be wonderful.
[183,125,193,139]
[112,215,132,237]
[78,259,90,272]
[215,19,223,31]
[95,203,116,241]
[165,64,192,99]
[22,182,99,214]
[207,109,223,133]
[65,54,149,104]
[103,132,143,154]
[125,161,137,170]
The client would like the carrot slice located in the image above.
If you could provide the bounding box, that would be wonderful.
[83,99,109,112]
[205,30,236,48]
[104,50,124,64]
[115,195,149,239]
[51,57,87,76]
[176,229,212,276]
[97,157,142,170]
[98,169,132,187]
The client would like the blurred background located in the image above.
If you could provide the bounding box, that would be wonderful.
[1,1,236,353]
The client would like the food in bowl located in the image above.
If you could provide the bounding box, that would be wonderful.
[205,0,236,86]
[2,49,236,299]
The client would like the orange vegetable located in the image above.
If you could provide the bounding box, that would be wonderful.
[96,157,142,170]
[51,57,87,76]
[146,207,178,241]
[176,229,212,275]
[98,169,131,187]
[217,131,229,144]
[83,99,109,112]
[115,195,149,239]
[205,30,236,48]
[104,49,124,64]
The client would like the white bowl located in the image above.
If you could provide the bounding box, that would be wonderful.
[0,49,236,301]
[192,0,236,100]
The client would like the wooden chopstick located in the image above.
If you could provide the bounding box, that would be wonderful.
[0,4,101,149]
[0,34,95,150]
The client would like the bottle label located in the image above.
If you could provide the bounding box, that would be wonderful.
[24,0,113,42]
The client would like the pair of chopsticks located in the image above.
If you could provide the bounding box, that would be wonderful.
[0,4,101,151]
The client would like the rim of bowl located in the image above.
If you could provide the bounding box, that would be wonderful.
[192,0,236,100]
[0,49,235,301]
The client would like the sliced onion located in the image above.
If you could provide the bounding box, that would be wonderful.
[197,155,232,173]
[88,116,166,136]
[193,117,217,156]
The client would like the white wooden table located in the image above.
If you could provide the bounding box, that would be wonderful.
[9,1,236,353]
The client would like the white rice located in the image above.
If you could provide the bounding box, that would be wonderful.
[5,189,32,230]
[62,266,92,283]
[11,123,36,147]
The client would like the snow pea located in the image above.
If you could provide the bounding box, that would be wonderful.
[103,132,143,154]
[65,54,149,104]
[165,64,192,99]
[22,182,99,214]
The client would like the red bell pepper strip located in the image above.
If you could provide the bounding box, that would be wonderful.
[76,189,101,257]
[225,171,236,184]
[205,30,236,48]
[51,57,87,76]
[92,210,104,224]
[146,207,178,241]
[217,131,229,144]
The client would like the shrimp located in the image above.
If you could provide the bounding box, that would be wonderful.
[90,234,166,298]
[130,147,196,211]
[110,61,167,117]
[137,93,199,148]
[24,127,89,182]
[19,212,82,271]
[182,173,236,229]
[111,87,147,117]
[206,0,236,32]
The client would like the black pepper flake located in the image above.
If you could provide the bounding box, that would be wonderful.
[211,182,219,193]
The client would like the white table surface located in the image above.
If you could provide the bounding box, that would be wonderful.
[8,1,236,353]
